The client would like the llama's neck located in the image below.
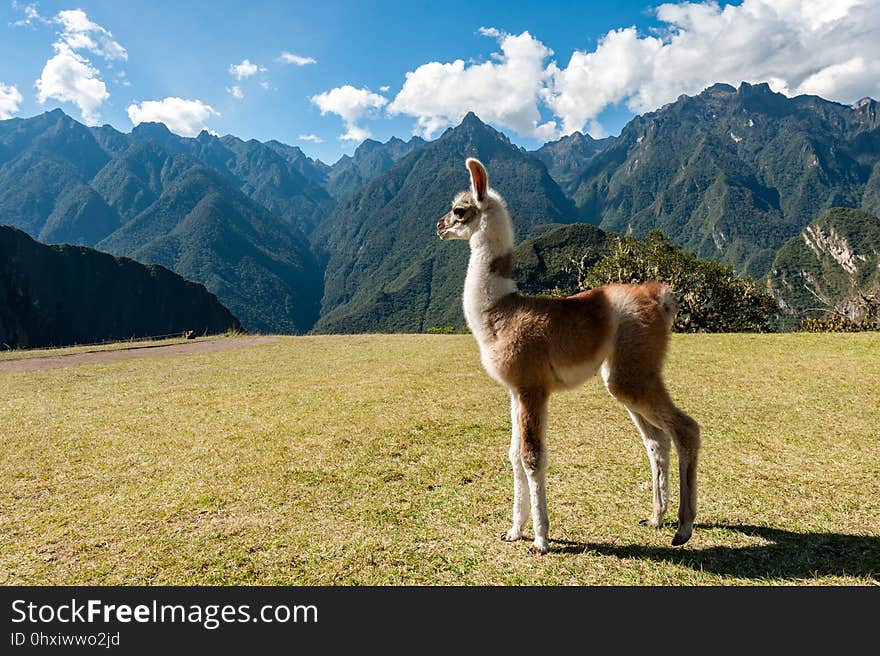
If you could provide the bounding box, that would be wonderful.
[463,211,517,343]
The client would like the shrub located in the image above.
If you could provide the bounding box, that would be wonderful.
[799,316,879,332]
[426,326,456,334]
[798,290,880,332]
[582,229,779,332]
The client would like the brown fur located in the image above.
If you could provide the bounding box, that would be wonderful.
[517,388,548,472]
[489,284,700,546]
[489,252,514,279]
[483,288,614,390]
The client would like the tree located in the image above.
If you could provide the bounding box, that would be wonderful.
[583,229,778,332]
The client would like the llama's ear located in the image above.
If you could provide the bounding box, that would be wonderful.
[466,158,488,203]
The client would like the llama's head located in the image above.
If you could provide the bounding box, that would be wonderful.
[437,158,511,243]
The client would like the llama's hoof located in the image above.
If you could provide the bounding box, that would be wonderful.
[639,517,662,528]
[529,538,549,555]
[501,529,522,542]
[671,528,692,546]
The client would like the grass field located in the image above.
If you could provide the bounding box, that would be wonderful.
[1,333,878,585]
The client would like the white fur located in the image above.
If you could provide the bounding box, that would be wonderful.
[461,192,518,391]
[505,392,529,541]
[523,396,549,554]
[461,193,517,344]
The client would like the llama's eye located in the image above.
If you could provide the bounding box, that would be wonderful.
[453,207,466,217]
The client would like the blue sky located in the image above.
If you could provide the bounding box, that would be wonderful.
[2,1,878,164]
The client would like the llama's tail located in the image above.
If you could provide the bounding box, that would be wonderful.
[656,284,679,328]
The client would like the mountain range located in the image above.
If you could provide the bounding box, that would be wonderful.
[2,82,879,338]
[325,135,426,201]
[312,112,582,332]
[564,83,880,277]
[533,130,615,197]
[0,110,324,333]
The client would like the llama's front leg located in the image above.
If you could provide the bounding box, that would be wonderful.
[502,393,529,542]
[503,436,529,542]
[523,459,548,554]
[517,389,549,554]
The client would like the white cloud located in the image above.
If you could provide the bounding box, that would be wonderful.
[35,43,109,125]
[259,81,271,90]
[278,51,316,66]
[340,125,371,143]
[379,85,390,93]
[11,2,47,27]
[311,85,388,142]
[545,27,661,135]
[127,97,219,137]
[796,56,870,101]
[55,9,127,60]
[298,133,323,143]
[376,1,880,141]
[229,59,266,80]
[546,0,880,135]
[30,9,126,125]
[0,83,23,119]
[388,29,557,139]
[226,85,244,99]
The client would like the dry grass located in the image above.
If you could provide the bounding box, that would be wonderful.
[1,333,878,585]
[0,335,223,362]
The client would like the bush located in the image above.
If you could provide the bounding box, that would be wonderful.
[582,229,779,332]
[799,316,879,332]
[798,289,880,332]
[426,326,456,334]
[798,293,880,332]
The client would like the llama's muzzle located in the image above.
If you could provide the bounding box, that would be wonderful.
[437,212,452,239]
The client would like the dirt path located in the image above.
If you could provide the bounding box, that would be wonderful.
[0,336,277,373]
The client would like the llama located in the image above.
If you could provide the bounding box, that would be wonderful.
[437,158,700,554]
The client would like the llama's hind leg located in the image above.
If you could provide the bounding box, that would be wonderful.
[638,399,700,546]
[625,407,671,529]
[603,364,699,546]
[502,391,529,542]
[668,408,700,545]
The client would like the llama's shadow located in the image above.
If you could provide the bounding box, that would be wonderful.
[550,524,880,580]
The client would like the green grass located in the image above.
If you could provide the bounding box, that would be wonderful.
[1,333,878,585]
